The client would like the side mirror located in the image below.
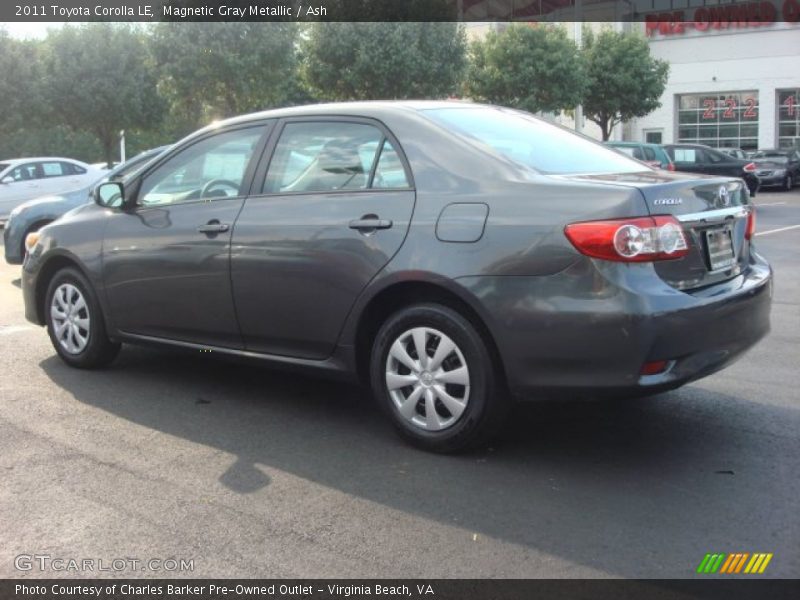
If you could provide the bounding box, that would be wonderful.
[1,176,13,184]
[95,181,125,208]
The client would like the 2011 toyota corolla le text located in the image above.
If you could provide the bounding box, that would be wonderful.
[21,102,772,452]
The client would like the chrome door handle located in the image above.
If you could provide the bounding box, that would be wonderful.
[197,222,230,234]
[349,218,393,231]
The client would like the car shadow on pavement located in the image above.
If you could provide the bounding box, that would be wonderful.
[40,346,800,578]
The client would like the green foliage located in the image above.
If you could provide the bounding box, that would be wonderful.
[151,23,302,128]
[302,23,467,101]
[0,32,44,136]
[581,27,670,140]
[42,24,165,165]
[466,24,585,114]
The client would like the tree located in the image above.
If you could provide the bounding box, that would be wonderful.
[301,23,467,101]
[0,31,43,136]
[42,24,164,166]
[466,24,585,114]
[581,28,670,141]
[151,23,303,130]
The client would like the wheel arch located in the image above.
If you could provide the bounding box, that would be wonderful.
[34,252,94,326]
[352,277,506,389]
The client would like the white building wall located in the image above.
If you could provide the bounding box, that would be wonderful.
[630,23,800,149]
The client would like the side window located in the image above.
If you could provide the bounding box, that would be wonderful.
[139,127,263,207]
[642,147,657,161]
[264,122,385,194]
[40,162,67,177]
[673,148,697,163]
[63,162,86,175]
[373,141,410,188]
[9,163,39,181]
[631,147,645,160]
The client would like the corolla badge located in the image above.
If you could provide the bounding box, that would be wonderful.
[654,198,683,205]
[718,185,730,207]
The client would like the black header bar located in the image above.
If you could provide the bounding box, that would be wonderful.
[2,579,800,600]
[2,0,800,22]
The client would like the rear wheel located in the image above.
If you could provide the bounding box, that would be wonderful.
[45,267,120,368]
[370,303,508,453]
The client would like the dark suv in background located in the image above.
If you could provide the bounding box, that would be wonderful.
[664,143,760,197]
[750,149,800,190]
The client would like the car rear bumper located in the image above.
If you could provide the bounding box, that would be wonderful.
[756,174,787,187]
[458,253,772,400]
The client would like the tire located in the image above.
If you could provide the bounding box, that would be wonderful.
[45,267,120,369]
[370,303,509,453]
[785,174,794,191]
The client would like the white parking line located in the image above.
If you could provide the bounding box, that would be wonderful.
[757,224,800,236]
[755,202,787,207]
[0,325,35,335]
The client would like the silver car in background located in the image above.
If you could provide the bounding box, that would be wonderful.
[4,146,170,264]
[0,157,104,223]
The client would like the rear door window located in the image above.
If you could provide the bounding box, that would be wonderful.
[40,161,68,177]
[264,121,408,194]
[673,148,698,163]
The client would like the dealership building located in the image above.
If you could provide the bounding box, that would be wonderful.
[628,19,800,151]
[463,1,800,151]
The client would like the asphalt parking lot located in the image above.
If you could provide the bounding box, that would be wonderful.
[1,190,799,579]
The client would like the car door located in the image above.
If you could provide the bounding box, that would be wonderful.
[35,160,85,196]
[102,124,269,348]
[230,118,416,359]
[0,162,43,216]
[702,148,744,177]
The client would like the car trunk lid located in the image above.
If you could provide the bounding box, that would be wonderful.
[560,171,753,291]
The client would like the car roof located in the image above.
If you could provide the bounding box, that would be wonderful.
[191,100,494,136]
[0,156,92,166]
[607,141,663,148]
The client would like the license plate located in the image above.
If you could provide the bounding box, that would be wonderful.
[705,227,736,271]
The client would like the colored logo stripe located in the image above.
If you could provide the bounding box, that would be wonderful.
[697,553,773,574]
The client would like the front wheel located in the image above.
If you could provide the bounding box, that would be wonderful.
[45,267,120,368]
[370,303,509,453]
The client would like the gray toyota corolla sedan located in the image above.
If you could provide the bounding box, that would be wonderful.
[21,102,772,452]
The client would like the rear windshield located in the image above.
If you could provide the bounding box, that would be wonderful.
[422,106,646,175]
[753,153,788,163]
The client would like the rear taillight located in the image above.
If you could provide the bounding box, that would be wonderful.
[667,162,676,172]
[743,162,757,173]
[746,207,756,240]
[564,216,689,262]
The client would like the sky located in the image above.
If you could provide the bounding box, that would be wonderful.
[2,22,65,40]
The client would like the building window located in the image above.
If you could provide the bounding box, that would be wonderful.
[644,130,662,144]
[677,92,759,151]
[777,89,800,150]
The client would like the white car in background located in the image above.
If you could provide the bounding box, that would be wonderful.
[0,157,104,224]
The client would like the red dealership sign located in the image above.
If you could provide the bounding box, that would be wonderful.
[646,0,800,36]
